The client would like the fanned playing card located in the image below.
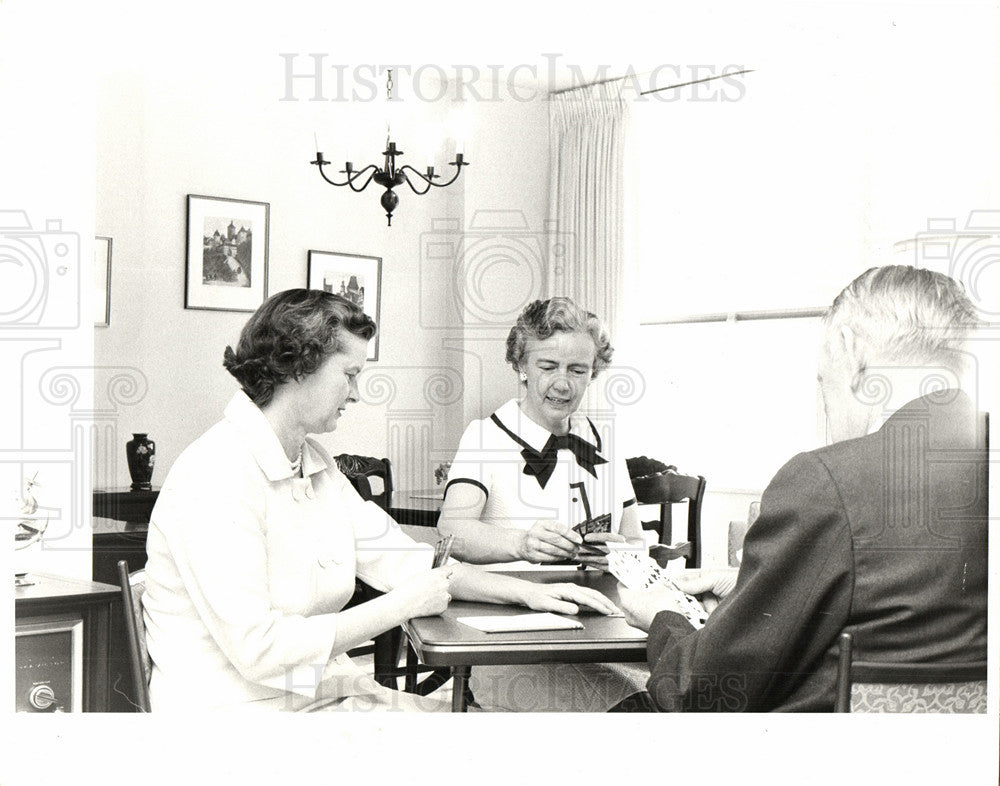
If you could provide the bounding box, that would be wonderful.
[573,513,611,538]
[605,545,708,629]
[432,534,454,569]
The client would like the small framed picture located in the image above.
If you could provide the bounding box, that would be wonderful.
[307,250,382,360]
[94,235,112,327]
[185,195,269,312]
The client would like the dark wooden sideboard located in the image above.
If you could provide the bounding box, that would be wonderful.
[92,486,159,525]
[91,488,158,712]
[388,492,442,529]
[15,573,119,712]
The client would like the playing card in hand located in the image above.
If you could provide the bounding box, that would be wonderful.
[605,545,708,628]
[572,514,612,556]
[573,514,611,538]
[432,534,454,569]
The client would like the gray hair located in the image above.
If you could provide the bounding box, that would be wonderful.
[505,297,613,378]
[823,265,981,376]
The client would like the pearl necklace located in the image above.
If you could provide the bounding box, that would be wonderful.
[289,448,303,476]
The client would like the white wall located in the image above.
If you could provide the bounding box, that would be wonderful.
[457,94,553,426]
[93,58,552,495]
[2,2,95,581]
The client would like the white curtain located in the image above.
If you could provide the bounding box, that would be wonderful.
[547,80,631,343]
[547,80,640,425]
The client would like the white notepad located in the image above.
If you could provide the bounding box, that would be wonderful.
[457,612,584,633]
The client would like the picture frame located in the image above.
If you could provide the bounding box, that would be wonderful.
[307,250,382,360]
[94,235,112,327]
[185,194,269,312]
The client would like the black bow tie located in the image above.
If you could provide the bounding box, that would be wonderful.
[521,432,607,489]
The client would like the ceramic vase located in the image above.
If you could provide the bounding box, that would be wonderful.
[126,433,156,490]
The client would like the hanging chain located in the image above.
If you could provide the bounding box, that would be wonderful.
[385,68,394,147]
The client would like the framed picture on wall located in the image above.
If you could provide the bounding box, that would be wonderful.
[94,235,112,326]
[307,250,382,360]
[185,194,269,312]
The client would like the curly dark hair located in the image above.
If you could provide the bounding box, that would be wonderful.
[505,297,613,379]
[222,289,376,407]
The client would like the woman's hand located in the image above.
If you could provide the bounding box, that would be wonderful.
[516,519,582,563]
[519,582,620,616]
[574,531,627,571]
[389,566,455,619]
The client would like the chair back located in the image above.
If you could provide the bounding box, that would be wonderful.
[332,458,402,688]
[834,632,987,713]
[116,559,152,712]
[629,465,706,567]
[335,454,393,511]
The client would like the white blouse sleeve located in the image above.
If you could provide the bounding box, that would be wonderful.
[338,472,434,591]
[443,419,492,499]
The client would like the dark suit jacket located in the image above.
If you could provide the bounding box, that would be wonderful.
[645,390,988,712]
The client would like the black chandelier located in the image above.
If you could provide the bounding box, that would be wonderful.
[311,69,469,226]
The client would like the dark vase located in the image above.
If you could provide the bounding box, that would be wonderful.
[126,433,156,490]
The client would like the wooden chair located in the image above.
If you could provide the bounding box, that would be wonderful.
[116,559,152,712]
[334,454,393,510]
[834,632,987,713]
[334,453,468,701]
[333,455,404,686]
[628,464,706,568]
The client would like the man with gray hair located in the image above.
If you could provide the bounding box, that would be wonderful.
[619,265,987,712]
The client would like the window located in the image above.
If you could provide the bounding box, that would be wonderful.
[622,45,998,497]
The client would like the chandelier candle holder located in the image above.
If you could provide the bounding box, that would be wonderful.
[311,69,469,226]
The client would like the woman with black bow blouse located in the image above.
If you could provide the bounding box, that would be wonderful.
[439,297,644,569]
[438,297,647,710]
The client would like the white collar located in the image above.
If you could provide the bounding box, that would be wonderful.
[492,398,600,454]
[223,391,332,481]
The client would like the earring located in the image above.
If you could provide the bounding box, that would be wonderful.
[519,372,527,382]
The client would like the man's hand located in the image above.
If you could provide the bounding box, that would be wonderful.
[516,519,582,562]
[618,584,693,632]
[671,568,738,613]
